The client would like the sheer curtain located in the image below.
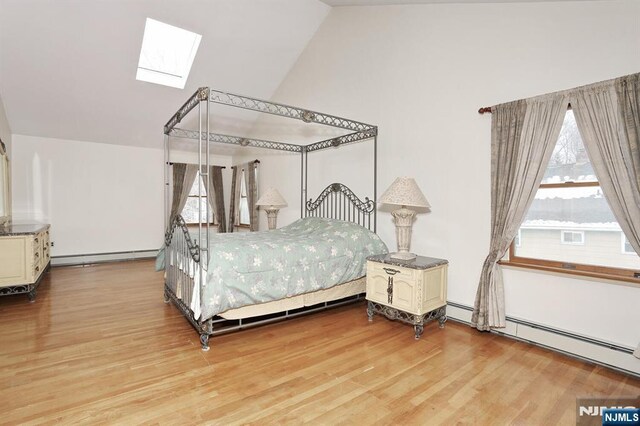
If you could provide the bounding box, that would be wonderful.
[472,95,567,331]
[169,163,198,225]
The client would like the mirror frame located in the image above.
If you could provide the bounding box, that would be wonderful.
[0,138,10,227]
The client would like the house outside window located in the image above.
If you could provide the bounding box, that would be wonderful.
[181,176,214,225]
[508,110,640,280]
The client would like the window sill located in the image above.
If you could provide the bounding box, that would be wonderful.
[499,260,640,286]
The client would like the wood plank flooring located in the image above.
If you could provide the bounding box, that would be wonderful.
[0,260,638,425]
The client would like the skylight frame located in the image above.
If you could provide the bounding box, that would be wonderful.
[136,18,202,89]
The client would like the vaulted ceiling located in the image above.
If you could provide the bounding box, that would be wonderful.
[0,0,330,149]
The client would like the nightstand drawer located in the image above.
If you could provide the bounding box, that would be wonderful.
[366,261,417,313]
[366,254,449,339]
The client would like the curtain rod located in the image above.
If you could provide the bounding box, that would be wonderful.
[478,103,573,115]
[166,162,226,168]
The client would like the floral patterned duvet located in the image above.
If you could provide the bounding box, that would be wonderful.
[196,217,387,320]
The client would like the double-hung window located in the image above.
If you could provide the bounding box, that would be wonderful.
[181,176,215,226]
[506,110,640,282]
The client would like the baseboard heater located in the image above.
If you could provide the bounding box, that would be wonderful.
[51,249,157,267]
[446,301,640,378]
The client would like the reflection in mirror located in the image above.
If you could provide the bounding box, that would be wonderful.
[0,138,10,226]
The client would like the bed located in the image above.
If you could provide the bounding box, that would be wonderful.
[162,88,381,350]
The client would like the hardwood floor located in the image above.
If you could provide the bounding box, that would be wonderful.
[0,260,638,425]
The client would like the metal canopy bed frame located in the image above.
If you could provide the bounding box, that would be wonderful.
[163,87,378,350]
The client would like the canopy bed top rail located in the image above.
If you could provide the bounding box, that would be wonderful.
[164,87,378,152]
[207,89,375,133]
[169,128,303,153]
[305,183,375,231]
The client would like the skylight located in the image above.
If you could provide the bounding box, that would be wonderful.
[136,18,201,89]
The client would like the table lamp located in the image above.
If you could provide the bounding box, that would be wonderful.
[256,188,287,230]
[379,177,430,260]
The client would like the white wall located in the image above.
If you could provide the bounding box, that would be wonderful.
[11,135,234,257]
[254,1,640,349]
[11,135,164,256]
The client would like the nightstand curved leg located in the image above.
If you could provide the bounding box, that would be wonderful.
[366,301,374,322]
[163,290,170,304]
[414,324,424,340]
[27,290,37,302]
[438,315,447,329]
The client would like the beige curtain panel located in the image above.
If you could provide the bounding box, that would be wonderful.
[246,161,259,232]
[169,163,198,225]
[571,77,640,255]
[474,72,640,332]
[201,165,227,233]
[228,165,242,233]
[472,96,568,331]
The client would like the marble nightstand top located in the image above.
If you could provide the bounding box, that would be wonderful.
[367,253,448,270]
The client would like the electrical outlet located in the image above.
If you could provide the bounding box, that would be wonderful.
[51,241,55,247]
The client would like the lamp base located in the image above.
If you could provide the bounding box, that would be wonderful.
[264,209,280,230]
[389,251,417,261]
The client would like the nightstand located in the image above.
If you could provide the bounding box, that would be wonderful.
[366,254,448,339]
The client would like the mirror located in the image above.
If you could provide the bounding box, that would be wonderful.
[0,138,10,227]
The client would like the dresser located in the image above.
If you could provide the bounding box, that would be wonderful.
[0,224,51,301]
[366,254,448,339]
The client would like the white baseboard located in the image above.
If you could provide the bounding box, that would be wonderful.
[51,249,157,266]
[446,302,640,378]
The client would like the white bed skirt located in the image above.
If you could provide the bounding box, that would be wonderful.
[218,276,365,320]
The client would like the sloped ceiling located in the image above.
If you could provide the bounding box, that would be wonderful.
[0,0,330,149]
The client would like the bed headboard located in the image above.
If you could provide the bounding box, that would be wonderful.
[305,183,376,232]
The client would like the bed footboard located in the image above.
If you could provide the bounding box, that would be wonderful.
[164,215,213,350]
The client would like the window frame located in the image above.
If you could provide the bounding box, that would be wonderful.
[501,164,640,284]
[621,234,636,255]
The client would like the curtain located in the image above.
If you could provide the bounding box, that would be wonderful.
[202,166,226,233]
[228,166,242,233]
[169,163,198,225]
[472,95,567,331]
[228,161,259,232]
[246,161,259,232]
[570,74,640,256]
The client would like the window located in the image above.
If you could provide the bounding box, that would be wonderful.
[514,229,521,248]
[622,234,637,255]
[136,18,201,89]
[181,176,214,225]
[239,170,250,226]
[561,230,584,245]
[506,110,640,282]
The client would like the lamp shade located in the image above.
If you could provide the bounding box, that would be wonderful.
[256,188,288,208]
[379,177,430,208]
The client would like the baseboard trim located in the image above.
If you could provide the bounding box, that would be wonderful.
[446,301,640,378]
[52,249,157,267]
